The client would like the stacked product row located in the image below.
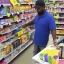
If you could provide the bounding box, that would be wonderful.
[0,0,36,64]
[46,0,64,35]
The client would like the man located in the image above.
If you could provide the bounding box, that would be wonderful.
[22,0,59,56]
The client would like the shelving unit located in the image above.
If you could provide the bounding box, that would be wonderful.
[46,0,64,36]
[0,0,36,64]
[7,40,33,64]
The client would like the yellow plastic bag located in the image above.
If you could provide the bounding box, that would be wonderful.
[10,0,20,6]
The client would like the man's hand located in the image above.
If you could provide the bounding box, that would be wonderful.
[54,42,60,50]
[22,21,34,28]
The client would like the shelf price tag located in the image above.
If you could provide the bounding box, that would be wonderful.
[0,25,3,29]
[54,10,57,14]
[7,13,11,17]
[55,20,59,24]
[54,14,59,19]
[53,0,56,4]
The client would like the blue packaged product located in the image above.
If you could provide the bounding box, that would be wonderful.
[0,19,5,25]
[0,7,4,16]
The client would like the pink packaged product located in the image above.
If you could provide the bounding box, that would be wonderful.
[1,0,10,4]
[0,62,7,64]
[58,59,64,64]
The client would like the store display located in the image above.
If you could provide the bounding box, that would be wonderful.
[46,0,64,35]
[0,0,36,63]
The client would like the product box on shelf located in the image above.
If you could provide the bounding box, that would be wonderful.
[20,33,29,44]
[59,59,64,64]
[17,29,24,37]
[3,44,12,56]
[12,39,21,49]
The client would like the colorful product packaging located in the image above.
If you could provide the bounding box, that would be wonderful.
[40,48,60,64]
[0,62,7,64]
[58,59,64,64]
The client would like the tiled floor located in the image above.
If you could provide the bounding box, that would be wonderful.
[10,35,53,64]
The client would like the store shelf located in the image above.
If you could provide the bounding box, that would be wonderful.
[56,23,64,25]
[21,3,35,5]
[0,9,34,19]
[56,34,64,36]
[7,40,33,64]
[55,17,64,19]
[48,5,64,9]
[0,4,11,6]
[56,37,64,44]
[0,56,4,61]
[45,2,51,5]
[0,35,15,43]
[8,37,21,45]
[50,11,64,14]
[29,29,35,34]
[56,28,64,30]
[0,37,20,50]
[0,20,22,28]
[4,29,34,58]
[49,0,63,2]
[4,40,29,58]
[0,16,34,29]
[22,21,32,26]
[59,17,64,19]
[0,25,22,35]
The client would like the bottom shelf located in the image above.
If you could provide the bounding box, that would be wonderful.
[56,34,64,36]
[4,41,33,64]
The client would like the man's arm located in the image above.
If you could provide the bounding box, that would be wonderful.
[51,30,56,45]
[51,30,60,49]
[22,21,34,28]
[49,15,60,49]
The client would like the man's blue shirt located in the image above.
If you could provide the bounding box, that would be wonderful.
[33,11,56,46]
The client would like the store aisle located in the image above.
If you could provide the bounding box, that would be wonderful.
[10,35,53,64]
[10,44,34,64]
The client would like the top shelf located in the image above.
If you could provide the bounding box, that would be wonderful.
[47,5,64,9]
[49,0,63,2]
[0,3,35,7]
[0,4,11,7]
[21,3,35,5]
